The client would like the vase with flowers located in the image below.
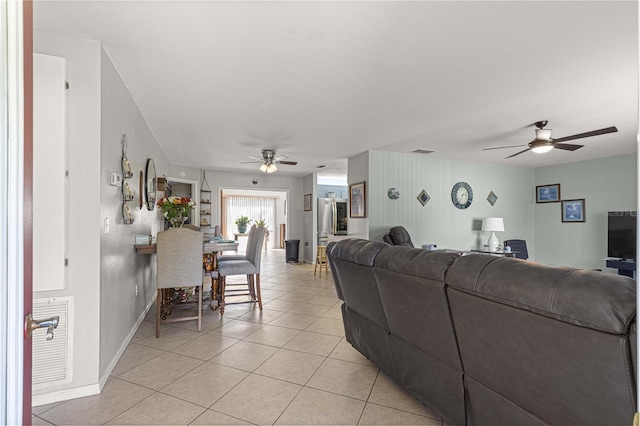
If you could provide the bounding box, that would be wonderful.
[157,196,196,228]
[235,215,251,234]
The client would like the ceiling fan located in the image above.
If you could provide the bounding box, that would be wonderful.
[242,149,298,173]
[483,121,618,159]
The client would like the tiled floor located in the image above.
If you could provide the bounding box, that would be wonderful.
[32,249,444,425]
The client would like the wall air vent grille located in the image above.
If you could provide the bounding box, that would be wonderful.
[412,149,435,154]
[33,297,73,389]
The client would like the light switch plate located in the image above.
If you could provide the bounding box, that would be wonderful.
[109,172,122,187]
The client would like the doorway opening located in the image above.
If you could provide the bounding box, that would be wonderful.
[220,188,288,253]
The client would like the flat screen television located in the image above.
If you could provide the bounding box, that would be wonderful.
[607,211,637,260]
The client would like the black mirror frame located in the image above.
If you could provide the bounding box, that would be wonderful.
[145,158,157,211]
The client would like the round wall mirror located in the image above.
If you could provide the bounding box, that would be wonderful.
[145,158,157,211]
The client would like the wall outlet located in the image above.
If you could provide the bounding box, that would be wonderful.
[135,284,139,296]
[104,218,110,234]
[109,172,122,187]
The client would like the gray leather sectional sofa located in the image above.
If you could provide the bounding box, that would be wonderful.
[327,238,637,425]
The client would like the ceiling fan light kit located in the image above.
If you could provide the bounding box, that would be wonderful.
[244,149,298,173]
[483,120,618,159]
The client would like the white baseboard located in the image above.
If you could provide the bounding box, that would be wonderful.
[32,383,101,406]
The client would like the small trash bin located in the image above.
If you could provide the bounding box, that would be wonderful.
[285,239,300,263]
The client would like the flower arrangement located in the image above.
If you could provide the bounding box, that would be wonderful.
[235,215,251,233]
[157,196,195,227]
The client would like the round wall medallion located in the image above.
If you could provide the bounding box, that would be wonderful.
[451,181,473,209]
[387,187,400,199]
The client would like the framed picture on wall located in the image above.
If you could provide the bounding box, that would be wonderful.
[536,183,561,203]
[350,181,366,218]
[304,193,312,211]
[562,199,586,223]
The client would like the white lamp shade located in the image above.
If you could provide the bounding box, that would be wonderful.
[482,217,504,232]
[259,163,268,172]
[266,163,277,173]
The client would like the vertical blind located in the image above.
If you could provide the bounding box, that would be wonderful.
[223,195,277,248]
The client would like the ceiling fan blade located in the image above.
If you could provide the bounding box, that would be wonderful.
[276,161,298,166]
[505,148,531,159]
[273,155,290,161]
[240,160,262,164]
[553,143,583,151]
[551,126,618,143]
[246,155,263,161]
[483,144,527,151]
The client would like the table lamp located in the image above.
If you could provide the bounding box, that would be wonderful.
[482,217,504,252]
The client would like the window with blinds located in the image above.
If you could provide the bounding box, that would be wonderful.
[222,195,277,249]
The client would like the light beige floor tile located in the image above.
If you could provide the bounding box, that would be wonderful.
[284,331,341,357]
[118,352,203,390]
[305,317,345,336]
[321,304,344,319]
[37,377,154,425]
[209,319,265,339]
[244,324,301,347]
[111,342,165,377]
[262,299,301,312]
[191,409,253,425]
[170,333,239,361]
[287,286,324,296]
[106,392,205,425]
[211,374,301,425]
[368,371,442,419]
[131,320,172,342]
[307,358,379,401]
[287,303,331,316]
[172,311,228,332]
[214,304,253,319]
[31,415,54,425]
[137,326,201,351]
[209,340,278,372]
[268,312,318,330]
[161,362,248,408]
[255,348,324,385]
[316,288,338,298]
[31,402,61,416]
[276,387,364,425]
[329,338,374,366]
[359,403,442,425]
[307,295,340,306]
[235,308,284,324]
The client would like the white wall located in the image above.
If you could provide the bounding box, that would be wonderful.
[366,151,536,255]
[535,154,637,270]
[33,31,102,401]
[99,47,168,380]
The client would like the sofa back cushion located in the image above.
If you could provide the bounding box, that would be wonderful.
[327,239,389,329]
[374,247,462,370]
[446,254,636,425]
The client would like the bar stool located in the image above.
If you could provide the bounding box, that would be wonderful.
[314,245,328,277]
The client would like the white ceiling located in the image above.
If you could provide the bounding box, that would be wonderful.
[34,1,638,177]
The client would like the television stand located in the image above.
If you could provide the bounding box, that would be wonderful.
[605,259,636,278]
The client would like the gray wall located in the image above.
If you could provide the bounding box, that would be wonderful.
[535,154,637,270]
[366,151,536,254]
[99,47,168,379]
[347,151,370,239]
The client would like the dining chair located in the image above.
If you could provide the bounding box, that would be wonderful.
[217,226,266,315]
[217,225,256,263]
[156,227,204,337]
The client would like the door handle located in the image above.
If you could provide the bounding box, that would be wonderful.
[25,313,59,340]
